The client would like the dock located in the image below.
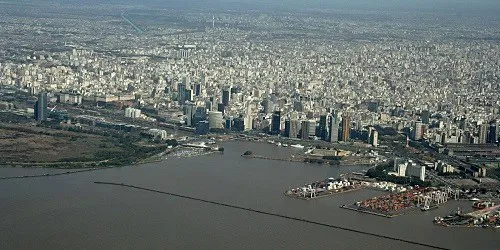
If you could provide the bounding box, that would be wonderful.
[284,186,362,200]
[340,204,419,218]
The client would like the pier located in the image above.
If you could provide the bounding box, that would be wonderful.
[284,187,362,200]
[340,204,419,218]
[0,168,103,180]
[242,154,304,163]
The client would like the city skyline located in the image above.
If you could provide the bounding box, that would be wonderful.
[0,1,499,249]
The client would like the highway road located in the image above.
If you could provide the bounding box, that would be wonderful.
[121,12,144,34]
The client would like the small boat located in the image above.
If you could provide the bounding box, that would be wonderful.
[290,144,304,149]
[470,197,480,201]
[421,205,430,211]
[433,217,443,222]
[472,201,495,209]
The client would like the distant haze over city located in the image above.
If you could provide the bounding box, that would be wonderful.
[12,0,500,14]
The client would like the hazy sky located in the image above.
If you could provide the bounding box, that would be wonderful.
[21,0,500,14]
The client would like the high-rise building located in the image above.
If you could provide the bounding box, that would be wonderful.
[195,83,202,96]
[230,86,240,94]
[233,117,245,132]
[34,92,48,121]
[367,127,374,143]
[205,100,212,111]
[182,75,190,88]
[208,111,224,129]
[421,110,430,124]
[271,111,281,134]
[319,115,328,141]
[370,130,379,147]
[293,101,303,112]
[289,119,299,139]
[367,101,378,112]
[341,113,350,142]
[261,98,273,114]
[284,119,291,137]
[301,120,310,140]
[222,89,230,106]
[478,123,489,144]
[412,120,423,141]
[192,107,207,126]
[488,122,498,143]
[301,120,316,140]
[184,104,196,127]
[185,89,193,102]
[225,117,233,130]
[407,161,426,181]
[328,115,339,143]
[195,121,210,135]
[217,103,225,114]
[178,82,186,105]
[177,49,190,59]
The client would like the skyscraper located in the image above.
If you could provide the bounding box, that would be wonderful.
[289,119,299,139]
[185,89,193,102]
[233,117,245,132]
[217,103,225,114]
[34,92,47,121]
[225,117,233,130]
[328,115,339,143]
[293,101,303,112]
[488,122,498,143]
[261,98,273,114]
[178,82,186,105]
[271,111,281,134]
[222,89,230,106]
[370,130,379,147]
[319,114,328,141]
[412,120,423,141]
[195,121,210,135]
[421,110,430,124]
[284,119,291,137]
[479,123,489,144]
[208,111,224,129]
[301,120,316,140]
[195,83,202,96]
[205,100,212,111]
[341,113,350,142]
[192,107,207,126]
[184,103,196,127]
[301,120,310,140]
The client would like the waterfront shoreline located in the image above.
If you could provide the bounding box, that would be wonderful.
[241,154,373,167]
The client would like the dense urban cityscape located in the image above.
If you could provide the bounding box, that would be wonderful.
[1,1,500,249]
